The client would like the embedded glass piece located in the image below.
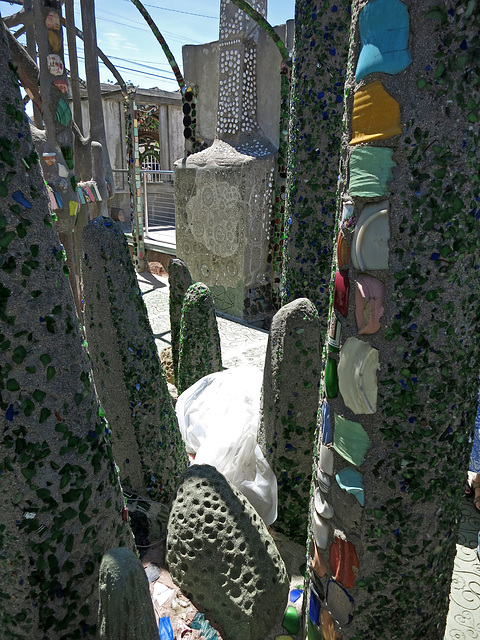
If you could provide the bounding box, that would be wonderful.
[333,414,371,467]
[335,467,365,506]
[337,231,350,269]
[334,270,349,318]
[282,606,300,635]
[355,274,385,334]
[309,587,321,626]
[329,537,359,589]
[355,0,412,81]
[351,200,390,270]
[350,81,402,145]
[321,401,332,445]
[325,356,339,399]
[328,312,342,351]
[338,337,380,415]
[349,148,396,198]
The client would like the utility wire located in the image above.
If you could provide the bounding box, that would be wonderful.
[121,0,218,19]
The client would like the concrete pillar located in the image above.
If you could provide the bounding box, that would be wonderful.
[258,298,321,544]
[0,24,134,637]
[168,258,193,387]
[98,548,158,640]
[82,217,187,503]
[158,103,170,171]
[177,283,223,394]
[282,0,351,328]
[174,0,279,325]
[305,1,480,638]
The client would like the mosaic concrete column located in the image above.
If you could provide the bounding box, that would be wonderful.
[126,98,147,272]
[82,218,187,503]
[174,0,277,325]
[0,25,134,637]
[258,298,321,544]
[281,0,351,328]
[32,0,82,310]
[177,283,223,395]
[305,2,480,638]
[168,258,193,387]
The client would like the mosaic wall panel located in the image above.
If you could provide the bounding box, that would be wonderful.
[305,0,480,638]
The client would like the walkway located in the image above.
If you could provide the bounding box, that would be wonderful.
[138,272,480,639]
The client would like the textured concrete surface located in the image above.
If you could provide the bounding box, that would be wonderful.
[98,548,158,640]
[166,464,290,640]
[138,271,480,638]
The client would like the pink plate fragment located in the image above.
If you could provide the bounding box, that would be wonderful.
[355,274,385,334]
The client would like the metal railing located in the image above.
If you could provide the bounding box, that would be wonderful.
[141,170,174,237]
[111,169,175,249]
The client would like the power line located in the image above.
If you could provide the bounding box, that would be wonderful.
[121,1,218,20]
[77,54,178,82]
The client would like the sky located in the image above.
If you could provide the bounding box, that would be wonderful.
[0,0,295,92]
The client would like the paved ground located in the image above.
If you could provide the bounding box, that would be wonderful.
[138,271,480,639]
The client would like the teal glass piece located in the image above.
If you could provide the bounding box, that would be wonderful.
[349,147,396,198]
[355,0,412,81]
[336,467,365,506]
[333,414,371,467]
[55,98,72,127]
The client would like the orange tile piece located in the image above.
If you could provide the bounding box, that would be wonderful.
[350,80,401,145]
[329,537,359,589]
[337,232,350,269]
[321,610,342,640]
[312,540,329,578]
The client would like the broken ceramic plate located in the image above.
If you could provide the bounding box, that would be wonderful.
[341,201,356,230]
[312,539,329,578]
[355,274,385,334]
[349,148,396,199]
[333,414,371,467]
[314,486,334,519]
[336,467,365,506]
[334,270,349,318]
[317,469,331,493]
[355,0,412,81]
[312,511,330,549]
[350,80,402,145]
[321,609,339,640]
[329,537,359,589]
[337,231,350,269]
[351,201,390,271]
[47,54,64,76]
[338,337,379,415]
[319,444,334,476]
[326,579,354,626]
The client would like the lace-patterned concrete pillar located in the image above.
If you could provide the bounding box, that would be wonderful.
[174,0,278,326]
